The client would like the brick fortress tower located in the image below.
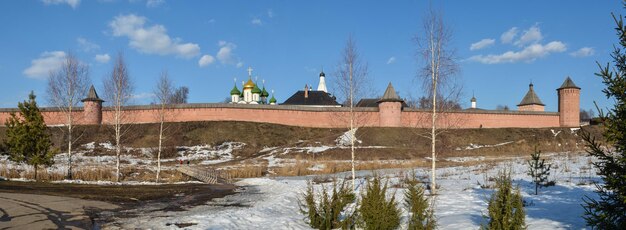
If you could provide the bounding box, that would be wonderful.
[557,77,581,127]
[81,85,104,125]
[377,83,404,127]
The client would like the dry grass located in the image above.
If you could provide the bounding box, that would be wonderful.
[224,165,265,178]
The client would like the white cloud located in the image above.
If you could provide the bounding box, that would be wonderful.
[501,27,518,44]
[514,25,543,46]
[216,41,239,65]
[95,53,111,63]
[386,56,396,64]
[267,9,274,18]
[470,38,495,51]
[198,54,215,67]
[468,41,566,64]
[23,51,67,79]
[146,0,164,7]
[251,18,262,26]
[109,14,200,58]
[570,47,595,57]
[236,62,243,68]
[77,37,100,52]
[42,0,80,9]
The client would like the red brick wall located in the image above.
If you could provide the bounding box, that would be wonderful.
[379,102,402,127]
[518,104,545,112]
[0,104,562,128]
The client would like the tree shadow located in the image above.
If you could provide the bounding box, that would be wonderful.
[516,178,598,228]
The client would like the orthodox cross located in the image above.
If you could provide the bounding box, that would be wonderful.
[247,67,253,78]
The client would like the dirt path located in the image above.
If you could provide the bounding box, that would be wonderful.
[0,192,119,229]
[0,181,236,229]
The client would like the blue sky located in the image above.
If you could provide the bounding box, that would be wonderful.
[0,0,622,112]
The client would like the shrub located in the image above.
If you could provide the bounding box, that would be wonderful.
[404,175,436,230]
[300,179,356,229]
[485,170,525,230]
[359,175,401,230]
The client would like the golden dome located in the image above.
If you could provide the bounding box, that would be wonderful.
[243,79,255,89]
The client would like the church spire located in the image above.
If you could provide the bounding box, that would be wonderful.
[317,69,327,92]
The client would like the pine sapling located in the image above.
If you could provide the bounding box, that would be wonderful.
[527,146,551,195]
[404,174,436,230]
[359,175,401,230]
[486,170,526,230]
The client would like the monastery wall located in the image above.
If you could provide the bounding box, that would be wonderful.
[0,103,562,129]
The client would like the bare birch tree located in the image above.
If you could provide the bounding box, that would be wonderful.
[47,52,90,179]
[103,52,134,182]
[153,70,174,182]
[334,36,369,190]
[415,9,460,195]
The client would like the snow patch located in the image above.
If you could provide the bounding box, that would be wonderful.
[551,129,562,137]
[335,128,362,146]
[457,141,514,150]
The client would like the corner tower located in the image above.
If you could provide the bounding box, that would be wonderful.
[377,83,403,127]
[81,85,104,125]
[557,77,581,127]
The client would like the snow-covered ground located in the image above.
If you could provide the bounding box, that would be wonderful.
[113,152,599,229]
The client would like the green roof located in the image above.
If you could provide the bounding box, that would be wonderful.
[518,83,545,106]
[230,85,241,95]
[269,95,277,103]
[252,83,262,94]
[261,87,269,97]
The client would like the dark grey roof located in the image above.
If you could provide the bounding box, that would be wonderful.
[356,99,379,107]
[558,77,580,90]
[377,83,403,103]
[517,83,544,106]
[281,90,340,106]
[357,98,408,107]
[81,85,104,102]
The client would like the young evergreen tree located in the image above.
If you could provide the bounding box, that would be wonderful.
[359,175,401,230]
[4,92,56,181]
[486,171,525,230]
[299,180,356,229]
[582,3,626,228]
[527,146,551,195]
[404,175,436,230]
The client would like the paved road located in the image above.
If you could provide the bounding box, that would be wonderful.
[0,192,119,229]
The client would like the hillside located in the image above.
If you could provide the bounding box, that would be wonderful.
[0,121,604,181]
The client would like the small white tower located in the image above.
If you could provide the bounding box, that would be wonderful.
[471,94,477,109]
[317,71,327,92]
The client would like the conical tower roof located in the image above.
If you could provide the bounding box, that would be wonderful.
[377,82,404,103]
[557,76,580,90]
[517,83,544,106]
[81,85,104,102]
